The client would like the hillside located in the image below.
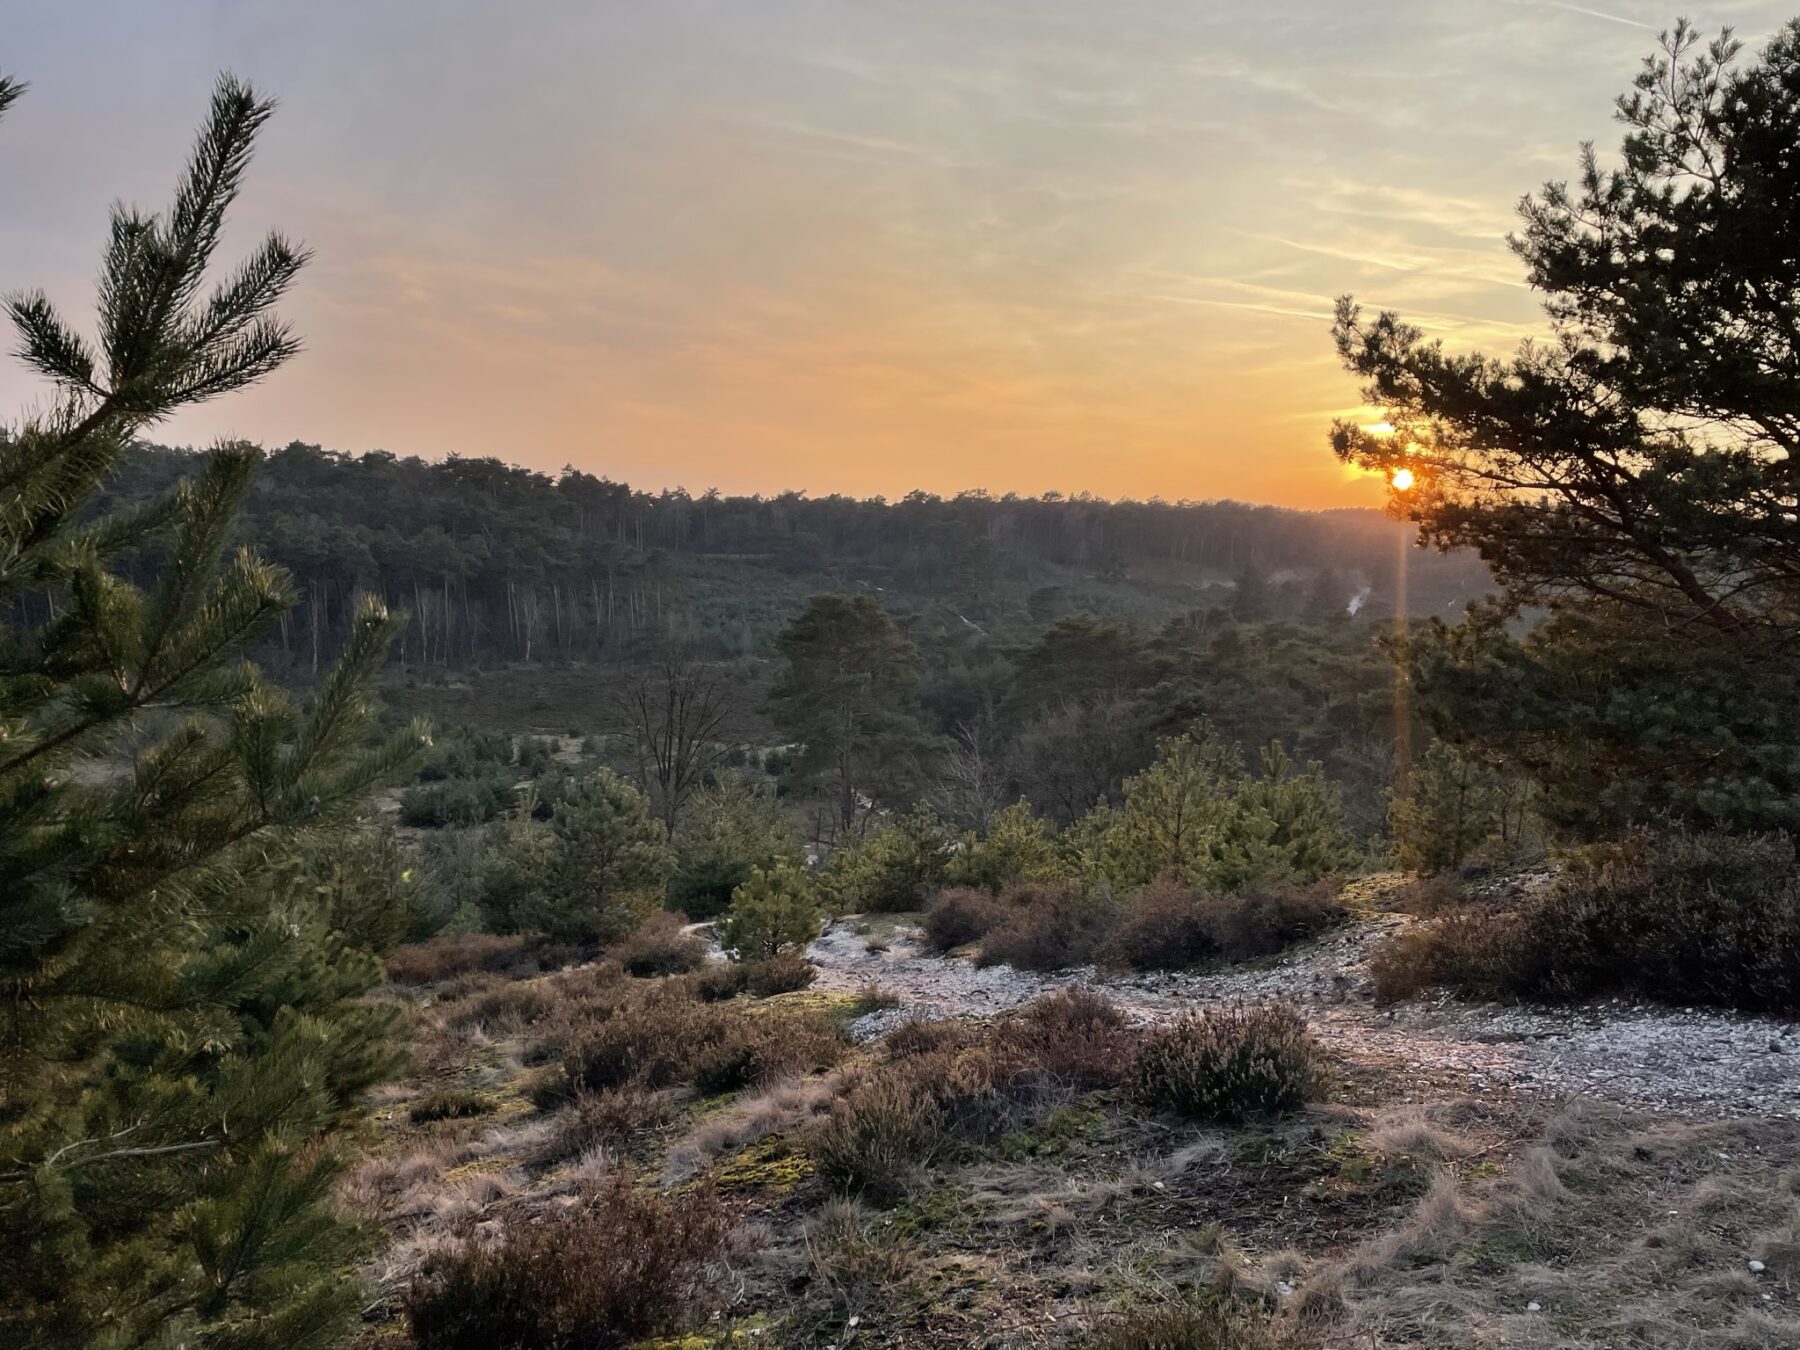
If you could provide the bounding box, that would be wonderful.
[99,442,1492,671]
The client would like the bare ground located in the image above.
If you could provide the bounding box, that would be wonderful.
[808,905,1800,1121]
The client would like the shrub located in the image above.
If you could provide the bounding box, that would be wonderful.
[1204,878,1344,961]
[1105,879,1345,972]
[812,1071,947,1204]
[994,987,1139,1090]
[612,912,708,977]
[403,1175,726,1350]
[1371,828,1800,1013]
[399,772,515,828]
[687,952,816,1001]
[546,1084,676,1160]
[883,1015,969,1059]
[822,804,956,912]
[561,994,844,1098]
[445,978,560,1032]
[409,1089,493,1124]
[976,883,1120,971]
[1133,1003,1322,1123]
[922,886,1008,952]
[671,773,804,919]
[719,862,825,958]
[948,801,1067,892]
[1103,880,1215,970]
[387,933,534,985]
[741,951,817,997]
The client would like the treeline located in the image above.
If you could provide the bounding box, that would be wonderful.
[90,441,1491,668]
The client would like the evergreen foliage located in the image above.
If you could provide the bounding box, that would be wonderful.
[1332,21,1800,838]
[767,593,933,829]
[479,771,674,944]
[821,803,957,912]
[669,772,803,919]
[948,800,1067,892]
[0,75,418,1348]
[1103,726,1355,890]
[719,862,826,959]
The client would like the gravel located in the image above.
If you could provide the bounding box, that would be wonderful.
[805,917,1800,1120]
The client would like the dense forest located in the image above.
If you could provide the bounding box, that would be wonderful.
[92,441,1492,669]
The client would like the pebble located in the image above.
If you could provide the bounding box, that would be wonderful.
[1750,1260,1766,1274]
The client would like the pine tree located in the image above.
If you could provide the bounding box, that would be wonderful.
[768,593,929,830]
[720,862,825,958]
[0,75,420,1348]
[1331,22,1800,838]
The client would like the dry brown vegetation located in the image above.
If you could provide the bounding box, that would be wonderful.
[343,901,1800,1349]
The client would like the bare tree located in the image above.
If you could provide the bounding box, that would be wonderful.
[612,653,738,833]
[930,717,1009,832]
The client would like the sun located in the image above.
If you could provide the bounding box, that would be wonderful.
[1390,467,1416,492]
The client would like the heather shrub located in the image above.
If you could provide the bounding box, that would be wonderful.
[1133,1003,1322,1123]
[1204,878,1344,960]
[612,911,708,977]
[976,883,1121,971]
[1371,829,1800,1012]
[1105,879,1345,972]
[403,1175,726,1350]
[993,987,1138,1090]
[561,993,844,1098]
[883,1015,969,1060]
[922,886,1008,952]
[688,951,816,1001]
[1103,880,1215,970]
[546,1084,677,1160]
[409,1088,493,1124]
[387,933,535,985]
[813,1071,947,1204]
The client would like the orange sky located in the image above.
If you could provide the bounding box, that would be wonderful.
[2,2,1788,507]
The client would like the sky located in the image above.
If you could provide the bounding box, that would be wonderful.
[0,2,1789,508]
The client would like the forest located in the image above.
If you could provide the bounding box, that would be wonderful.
[90,438,1490,668]
[6,17,1800,1350]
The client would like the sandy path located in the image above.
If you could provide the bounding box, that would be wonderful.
[805,917,1800,1120]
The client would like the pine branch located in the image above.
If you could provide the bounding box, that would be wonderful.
[0,74,24,123]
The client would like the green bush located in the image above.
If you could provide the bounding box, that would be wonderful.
[670,773,804,919]
[947,801,1067,892]
[477,771,674,946]
[1372,828,1800,1013]
[404,1175,726,1350]
[719,862,825,958]
[1133,1003,1322,1123]
[399,772,515,827]
[823,804,956,912]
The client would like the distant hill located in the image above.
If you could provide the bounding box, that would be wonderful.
[98,441,1492,670]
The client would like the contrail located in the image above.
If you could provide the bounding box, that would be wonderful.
[1530,1,1652,30]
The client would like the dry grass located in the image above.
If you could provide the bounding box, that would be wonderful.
[1321,1103,1800,1348]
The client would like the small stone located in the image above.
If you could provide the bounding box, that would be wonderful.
[1526,1302,1542,1313]
[1749,1259,1766,1274]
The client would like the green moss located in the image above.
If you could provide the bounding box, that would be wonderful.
[996,1105,1106,1162]
[711,1135,815,1192]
